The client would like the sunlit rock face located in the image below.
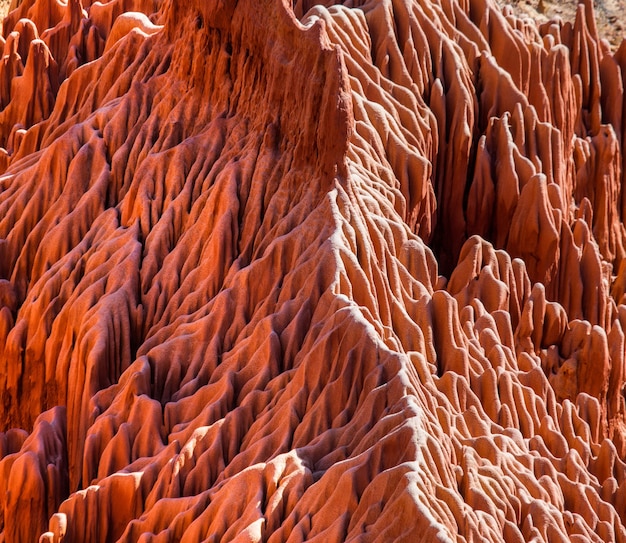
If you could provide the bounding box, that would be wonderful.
[0,0,626,541]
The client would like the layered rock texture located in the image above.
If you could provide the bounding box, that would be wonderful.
[0,0,626,540]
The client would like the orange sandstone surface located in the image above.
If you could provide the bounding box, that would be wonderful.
[0,0,626,541]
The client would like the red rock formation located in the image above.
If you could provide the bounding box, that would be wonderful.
[0,0,626,541]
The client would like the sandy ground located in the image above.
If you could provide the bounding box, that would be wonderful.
[498,0,626,49]
[0,0,10,20]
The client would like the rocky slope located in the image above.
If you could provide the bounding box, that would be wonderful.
[496,0,626,51]
[0,0,626,541]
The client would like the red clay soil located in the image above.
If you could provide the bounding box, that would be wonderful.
[0,0,625,541]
